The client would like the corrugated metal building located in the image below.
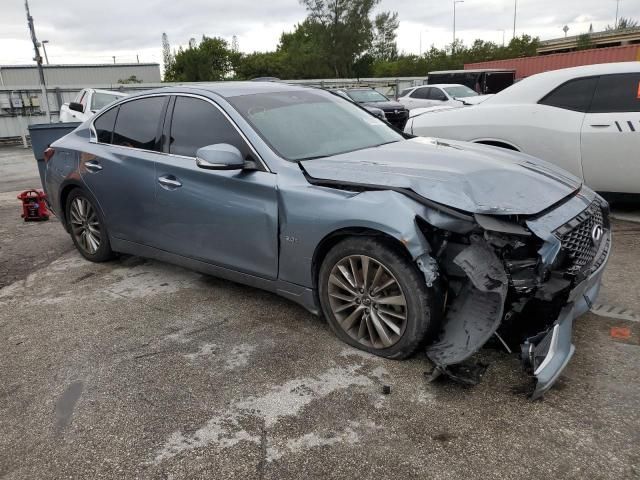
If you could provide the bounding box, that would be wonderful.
[465,44,640,80]
[0,63,161,87]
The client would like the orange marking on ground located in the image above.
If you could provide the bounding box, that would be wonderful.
[610,326,632,340]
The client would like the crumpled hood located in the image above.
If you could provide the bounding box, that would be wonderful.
[301,137,582,215]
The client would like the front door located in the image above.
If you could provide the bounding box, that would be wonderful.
[151,95,279,280]
[80,95,168,244]
[581,73,640,193]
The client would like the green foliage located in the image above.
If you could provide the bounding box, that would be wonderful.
[576,33,593,51]
[117,75,142,84]
[606,17,639,31]
[164,36,240,82]
[300,0,379,77]
[371,11,399,61]
[162,8,541,82]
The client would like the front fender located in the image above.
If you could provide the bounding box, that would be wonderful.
[278,185,472,288]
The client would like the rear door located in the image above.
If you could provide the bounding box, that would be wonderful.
[81,95,168,244]
[581,73,640,193]
[151,95,279,279]
[406,87,435,109]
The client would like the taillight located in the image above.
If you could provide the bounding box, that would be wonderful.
[43,147,55,162]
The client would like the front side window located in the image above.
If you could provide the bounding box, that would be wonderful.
[91,92,126,111]
[539,77,598,112]
[427,88,448,101]
[589,73,640,113]
[410,87,430,99]
[228,90,403,161]
[112,96,166,151]
[169,96,250,158]
[346,90,389,103]
[399,88,413,97]
[93,107,118,144]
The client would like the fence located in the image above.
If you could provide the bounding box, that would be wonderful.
[0,77,427,143]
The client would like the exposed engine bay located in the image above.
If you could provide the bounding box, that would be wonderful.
[421,196,611,399]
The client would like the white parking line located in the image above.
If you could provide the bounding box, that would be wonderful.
[590,304,640,323]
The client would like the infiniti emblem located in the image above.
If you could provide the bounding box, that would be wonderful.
[591,225,604,244]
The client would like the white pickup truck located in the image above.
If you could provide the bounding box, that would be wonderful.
[59,88,127,123]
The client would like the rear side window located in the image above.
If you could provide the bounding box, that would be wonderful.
[112,96,166,151]
[589,73,640,113]
[169,96,250,158]
[539,77,598,112]
[94,107,118,144]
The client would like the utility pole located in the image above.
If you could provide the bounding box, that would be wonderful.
[513,0,518,40]
[112,56,116,64]
[453,0,464,54]
[24,0,51,122]
[615,0,620,29]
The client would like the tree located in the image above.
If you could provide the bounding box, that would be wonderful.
[161,32,174,80]
[118,75,142,84]
[371,11,399,62]
[576,33,593,51]
[165,36,237,82]
[300,0,379,77]
[606,17,639,31]
[277,20,335,78]
[231,35,239,53]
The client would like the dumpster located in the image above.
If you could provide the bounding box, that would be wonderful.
[27,122,80,189]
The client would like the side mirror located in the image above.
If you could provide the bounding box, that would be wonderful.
[69,102,84,113]
[196,144,246,170]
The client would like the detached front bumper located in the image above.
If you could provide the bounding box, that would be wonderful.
[522,233,611,399]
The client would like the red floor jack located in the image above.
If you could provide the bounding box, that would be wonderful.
[17,189,50,221]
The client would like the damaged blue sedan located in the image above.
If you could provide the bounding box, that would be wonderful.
[42,82,610,399]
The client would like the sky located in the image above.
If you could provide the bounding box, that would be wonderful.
[0,0,637,67]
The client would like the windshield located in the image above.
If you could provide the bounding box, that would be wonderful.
[443,86,478,98]
[91,92,125,111]
[346,90,388,103]
[229,90,403,161]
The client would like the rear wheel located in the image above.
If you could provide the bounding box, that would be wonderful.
[65,189,114,262]
[319,237,437,359]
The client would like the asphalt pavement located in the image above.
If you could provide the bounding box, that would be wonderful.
[0,146,638,479]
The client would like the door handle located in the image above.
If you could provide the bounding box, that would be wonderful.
[84,160,102,172]
[158,175,182,189]
[589,124,611,128]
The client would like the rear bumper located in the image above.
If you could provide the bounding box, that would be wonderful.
[522,234,610,399]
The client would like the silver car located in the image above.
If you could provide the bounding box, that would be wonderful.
[42,82,611,399]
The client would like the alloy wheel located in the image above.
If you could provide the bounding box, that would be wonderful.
[69,197,101,254]
[327,255,408,349]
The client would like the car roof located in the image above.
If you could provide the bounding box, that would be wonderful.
[412,84,468,89]
[155,81,312,99]
[429,69,515,74]
[92,88,128,96]
[484,61,640,105]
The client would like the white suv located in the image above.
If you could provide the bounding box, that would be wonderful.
[406,62,640,195]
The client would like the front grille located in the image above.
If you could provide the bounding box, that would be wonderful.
[384,110,409,128]
[554,202,605,274]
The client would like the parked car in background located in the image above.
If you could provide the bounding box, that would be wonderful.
[427,69,516,94]
[42,82,610,399]
[398,84,493,110]
[60,88,128,122]
[335,88,409,129]
[407,62,640,195]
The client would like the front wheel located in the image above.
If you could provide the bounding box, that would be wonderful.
[318,237,438,359]
[65,189,114,262]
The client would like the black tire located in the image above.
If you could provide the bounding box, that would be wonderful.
[65,188,114,262]
[318,237,437,359]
